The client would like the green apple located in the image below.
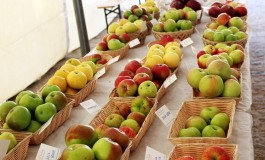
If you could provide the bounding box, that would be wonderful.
[178,127,201,137]
[205,55,228,68]
[211,113,230,131]
[229,49,244,65]
[165,9,179,21]
[176,20,184,29]
[41,84,61,99]
[3,123,10,129]
[153,22,164,32]
[208,22,219,29]
[198,54,212,69]
[185,116,207,132]
[35,102,57,123]
[200,107,221,124]
[228,17,244,29]
[199,75,224,97]
[15,90,34,104]
[185,10,197,21]
[6,106,31,131]
[180,20,193,30]
[124,10,132,19]
[45,91,67,111]
[92,137,123,160]
[18,93,43,113]
[120,119,140,133]
[220,29,232,37]
[61,144,95,160]
[128,14,138,22]
[25,120,42,133]
[164,19,177,32]
[206,59,231,80]
[123,22,138,33]
[228,26,239,34]
[214,43,227,49]
[131,96,153,116]
[104,113,125,128]
[219,53,233,67]
[0,132,17,152]
[222,79,241,97]
[0,101,16,122]
[81,61,97,75]
[234,31,247,40]
[138,80,157,98]
[183,6,193,12]
[203,29,215,41]
[108,22,119,33]
[103,127,130,150]
[186,68,207,89]
[225,34,237,41]
[202,125,226,137]
[230,68,240,80]
[115,26,126,36]
[213,32,225,42]
[107,39,123,51]
[216,25,227,31]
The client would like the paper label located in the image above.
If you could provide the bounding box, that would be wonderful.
[155,105,174,127]
[145,146,167,160]
[107,56,120,65]
[141,21,147,32]
[39,115,55,134]
[150,19,158,25]
[180,37,194,47]
[129,39,140,48]
[0,140,10,159]
[94,67,106,79]
[35,143,61,160]
[80,99,101,115]
[163,74,177,88]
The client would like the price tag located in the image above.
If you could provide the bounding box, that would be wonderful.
[180,37,194,47]
[163,74,177,88]
[128,58,141,62]
[141,21,147,32]
[39,115,55,134]
[36,143,61,160]
[150,19,158,25]
[0,140,10,159]
[155,105,174,127]
[80,99,101,115]
[94,67,106,79]
[145,146,167,160]
[107,56,120,65]
[129,39,140,48]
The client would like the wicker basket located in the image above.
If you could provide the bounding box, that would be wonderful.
[1,131,32,160]
[202,35,248,47]
[146,21,153,35]
[210,15,247,22]
[168,143,238,160]
[89,98,158,152]
[168,99,236,145]
[154,11,160,20]
[129,29,148,48]
[79,54,113,72]
[194,9,204,25]
[96,43,130,60]
[205,20,248,32]
[152,27,194,41]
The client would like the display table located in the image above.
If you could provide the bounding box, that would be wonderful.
[26,13,254,160]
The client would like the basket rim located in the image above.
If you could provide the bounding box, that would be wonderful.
[202,34,248,45]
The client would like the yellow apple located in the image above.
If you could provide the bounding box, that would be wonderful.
[163,52,180,69]
[119,19,129,26]
[67,70,88,89]
[81,61,97,75]
[149,44,165,53]
[54,69,70,79]
[165,42,181,50]
[108,22,119,33]
[65,58,81,66]
[134,20,144,30]
[61,64,76,72]
[123,22,139,33]
[147,48,164,58]
[75,64,93,81]
[165,46,182,59]
[144,55,164,69]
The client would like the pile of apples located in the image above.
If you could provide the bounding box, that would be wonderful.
[96,33,130,51]
[123,4,157,23]
[108,19,142,36]
[61,124,130,160]
[208,1,247,18]
[48,58,97,94]
[139,0,160,15]
[170,0,201,11]
[83,53,111,68]
[0,131,17,154]
[178,106,230,138]
[160,7,197,22]
[197,43,245,69]
[0,88,67,132]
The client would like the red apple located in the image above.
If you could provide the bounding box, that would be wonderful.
[203,45,217,55]
[118,70,135,78]
[235,6,247,17]
[211,2,223,8]
[114,76,132,88]
[107,34,120,42]
[197,50,207,59]
[221,4,235,17]
[133,73,151,86]
[198,54,212,69]
[201,145,230,160]
[160,34,174,46]
[124,60,142,73]
[130,5,139,12]
[96,57,108,65]
[112,103,131,119]
[116,79,138,97]
[186,0,201,11]
[89,54,102,63]
[153,40,164,46]
[127,111,146,126]
[95,124,109,137]
[119,126,137,138]
[208,6,222,18]
[151,64,170,80]
[96,41,108,51]
[103,34,109,43]
[152,79,163,90]
[119,33,130,43]
[170,0,185,9]
[216,13,231,26]
[135,66,153,80]
[103,128,130,150]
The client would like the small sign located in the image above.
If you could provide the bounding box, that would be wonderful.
[80,99,101,115]
[94,67,106,79]
[39,115,55,134]
[141,21,147,32]
[163,74,177,88]
[107,56,120,65]
[129,39,140,48]
[36,143,61,160]
[155,105,174,127]
[145,146,167,160]
[180,37,194,47]
[0,140,10,159]
[150,19,158,25]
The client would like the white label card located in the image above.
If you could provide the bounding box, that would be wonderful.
[0,140,10,159]
[107,56,120,65]
[80,99,101,115]
[94,67,106,79]
[180,37,194,47]
[155,105,174,127]
[36,143,61,160]
[39,115,55,134]
[145,146,167,160]
[163,74,177,88]
[150,19,158,25]
[129,39,140,48]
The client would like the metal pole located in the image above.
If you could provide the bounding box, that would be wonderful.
[73,0,90,56]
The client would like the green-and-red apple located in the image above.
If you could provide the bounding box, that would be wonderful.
[18,93,43,113]
[45,91,67,111]
[211,113,230,131]
[114,76,132,88]
[0,132,17,152]
[229,49,244,65]
[228,17,244,29]
[6,106,31,131]
[204,45,217,55]
[95,124,109,137]
[104,113,125,128]
[206,59,231,80]
[138,80,157,98]
[0,101,16,122]
[112,104,131,119]
[127,112,146,126]
[124,60,142,73]
[200,107,221,124]
[135,66,153,80]
[202,125,225,137]
[178,127,201,137]
[133,73,151,86]
[216,13,231,26]
[222,79,241,97]
[35,102,57,123]
[61,144,95,160]
[201,145,230,160]
[103,127,130,149]
[119,126,137,138]
[185,116,207,132]
[116,79,138,97]
[198,54,212,69]
[230,68,240,80]
[186,68,207,89]
[120,119,140,133]
[131,96,153,116]
[153,22,164,32]
[118,70,135,78]
[96,41,108,51]
[199,75,224,97]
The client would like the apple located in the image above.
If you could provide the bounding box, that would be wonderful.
[108,39,124,51]
[112,103,131,119]
[120,119,140,133]
[180,20,193,30]
[40,84,61,99]
[65,124,98,147]
[185,116,207,132]
[165,9,180,21]
[128,14,139,22]
[104,113,125,128]
[230,44,244,52]
[221,4,235,17]
[0,101,16,122]
[89,54,101,63]
[133,8,143,16]
[114,76,132,88]
[163,52,180,69]
[201,145,230,160]
[219,53,233,67]
[106,34,120,42]
[186,68,207,89]
[206,59,231,80]
[205,55,223,67]
[197,50,207,59]
[198,54,212,69]
[18,93,43,113]
[165,41,181,50]
[123,22,138,33]
[115,26,126,36]
[96,41,108,51]
[176,156,195,160]
[170,1,185,10]
[61,144,95,160]
[119,126,137,138]
[203,29,215,41]
[178,127,201,137]
[185,11,197,21]
[118,70,135,78]
[15,90,34,104]
[81,61,97,75]
[211,2,223,8]
[147,48,164,59]
[211,113,230,131]
[208,22,219,29]
[0,132,17,152]
[213,32,225,42]
[131,96,153,116]
[221,29,233,38]
[138,80,157,98]
[164,19,177,32]
[217,46,232,54]
[123,10,132,19]
[151,64,170,80]
[76,64,93,81]
[160,34,174,46]
[152,78,163,90]
[165,45,182,59]
[45,91,67,111]
[153,22,164,32]
[204,45,217,55]
[119,33,130,43]
[108,22,120,33]
[214,43,227,49]
[34,102,57,123]
[208,6,221,18]
[135,66,153,80]
[186,0,201,11]
[234,31,247,40]
[95,124,109,137]
[216,13,231,26]
[229,49,244,65]
[235,5,247,17]
[127,112,146,127]
[133,73,151,86]
[25,120,42,133]
[199,75,224,97]
[6,106,31,131]
[116,79,138,97]
[124,60,142,73]
[222,79,241,97]
[202,125,225,137]
[149,44,166,53]
[92,137,123,160]
[103,127,130,149]
[200,107,221,124]
[228,17,244,30]
[230,68,240,80]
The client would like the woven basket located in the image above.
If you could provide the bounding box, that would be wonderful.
[202,35,248,47]
[129,29,148,48]
[96,43,130,60]
[79,54,113,72]
[205,20,248,32]
[152,27,194,41]
[146,21,153,35]
[89,98,158,152]
[168,143,238,160]
[210,15,247,22]
[154,11,160,20]
[1,131,32,160]
[168,99,236,145]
